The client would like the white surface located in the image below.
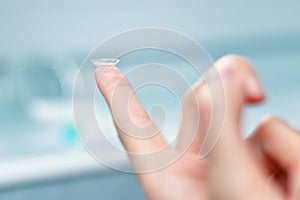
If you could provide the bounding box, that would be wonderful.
[0,149,126,189]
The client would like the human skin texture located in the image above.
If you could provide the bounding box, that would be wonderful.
[95,55,300,200]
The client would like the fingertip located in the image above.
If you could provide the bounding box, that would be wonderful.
[94,65,126,103]
[216,55,264,96]
[244,72,265,103]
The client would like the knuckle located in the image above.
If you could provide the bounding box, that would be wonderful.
[216,54,253,74]
[219,54,251,66]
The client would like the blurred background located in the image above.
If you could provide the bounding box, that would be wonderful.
[0,0,299,199]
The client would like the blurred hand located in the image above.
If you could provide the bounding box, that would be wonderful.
[94,55,300,200]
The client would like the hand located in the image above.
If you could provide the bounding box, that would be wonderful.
[94,55,300,200]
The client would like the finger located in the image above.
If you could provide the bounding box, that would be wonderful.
[203,56,272,198]
[246,136,278,177]
[177,55,265,153]
[250,115,300,199]
[94,64,167,153]
[204,55,265,157]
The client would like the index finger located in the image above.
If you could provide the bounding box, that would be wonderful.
[94,64,167,154]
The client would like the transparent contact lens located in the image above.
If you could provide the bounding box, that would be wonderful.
[91,58,120,67]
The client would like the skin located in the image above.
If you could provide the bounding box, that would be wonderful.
[94,55,300,200]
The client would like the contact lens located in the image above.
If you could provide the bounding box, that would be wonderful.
[91,58,119,67]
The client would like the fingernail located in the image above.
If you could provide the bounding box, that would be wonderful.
[245,73,264,97]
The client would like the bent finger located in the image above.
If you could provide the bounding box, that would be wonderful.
[177,55,265,154]
[250,115,300,198]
